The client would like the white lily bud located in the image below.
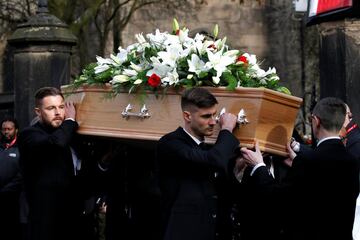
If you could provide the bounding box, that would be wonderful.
[111,75,129,84]
[110,54,121,65]
[130,62,143,72]
[213,24,219,39]
[173,18,179,32]
[212,76,220,84]
[133,79,143,85]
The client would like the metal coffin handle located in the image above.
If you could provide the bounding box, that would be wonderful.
[215,107,250,125]
[121,104,151,119]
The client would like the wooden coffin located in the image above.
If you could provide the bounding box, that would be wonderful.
[61,85,302,156]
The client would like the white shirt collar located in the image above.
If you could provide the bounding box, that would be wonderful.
[182,127,203,145]
[317,136,341,147]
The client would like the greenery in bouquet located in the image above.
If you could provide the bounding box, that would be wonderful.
[73,19,291,95]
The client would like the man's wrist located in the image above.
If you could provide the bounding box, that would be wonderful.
[250,163,266,176]
[221,127,233,132]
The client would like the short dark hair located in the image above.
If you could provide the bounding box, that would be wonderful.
[181,87,218,111]
[312,97,346,132]
[35,87,64,107]
[0,117,19,130]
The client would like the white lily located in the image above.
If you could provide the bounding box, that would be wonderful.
[130,62,143,72]
[194,39,207,55]
[111,75,130,84]
[205,49,236,78]
[187,54,208,76]
[164,34,181,47]
[261,68,279,82]
[116,47,128,64]
[212,76,221,84]
[242,53,257,65]
[135,33,147,44]
[265,67,277,76]
[162,68,179,86]
[134,33,150,52]
[178,28,195,49]
[203,40,215,49]
[223,50,239,58]
[94,64,110,74]
[123,69,138,77]
[126,43,139,53]
[255,67,266,79]
[96,56,113,65]
[215,37,227,51]
[194,33,205,42]
[146,57,174,78]
[158,44,185,68]
[110,54,121,65]
[147,29,168,49]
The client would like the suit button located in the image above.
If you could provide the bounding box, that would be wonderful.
[211,213,217,218]
[214,172,218,178]
[212,195,218,199]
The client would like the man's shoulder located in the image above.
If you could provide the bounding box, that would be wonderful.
[159,127,184,141]
[19,125,41,136]
[158,127,195,150]
[315,139,357,162]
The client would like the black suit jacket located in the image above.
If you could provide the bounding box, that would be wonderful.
[346,120,360,159]
[18,120,79,240]
[251,139,359,240]
[239,158,287,240]
[157,127,239,240]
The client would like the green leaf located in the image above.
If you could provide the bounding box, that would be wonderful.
[221,72,237,90]
[276,86,292,95]
[198,72,208,79]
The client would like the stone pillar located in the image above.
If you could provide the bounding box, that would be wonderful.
[318,19,360,123]
[7,1,76,128]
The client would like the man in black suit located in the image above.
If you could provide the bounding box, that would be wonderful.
[240,97,359,240]
[0,117,22,240]
[18,87,80,240]
[341,104,360,239]
[157,87,239,240]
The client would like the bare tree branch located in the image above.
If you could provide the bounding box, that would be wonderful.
[105,0,131,25]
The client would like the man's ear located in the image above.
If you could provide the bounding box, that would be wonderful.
[314,116,321,128]
[34,107,41,117]
[183,111,191,122]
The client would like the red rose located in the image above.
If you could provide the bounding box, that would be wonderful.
[147,74,161,88]
[237,55,248,64]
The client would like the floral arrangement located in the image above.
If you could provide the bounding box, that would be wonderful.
[73,19,290,95]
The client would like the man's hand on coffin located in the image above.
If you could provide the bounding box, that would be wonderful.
[283,142,297,167]
[240,140,264,167]
[65,101,76,120]
[219,112,237,132]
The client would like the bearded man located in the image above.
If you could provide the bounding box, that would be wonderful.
[18,87,80,240]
